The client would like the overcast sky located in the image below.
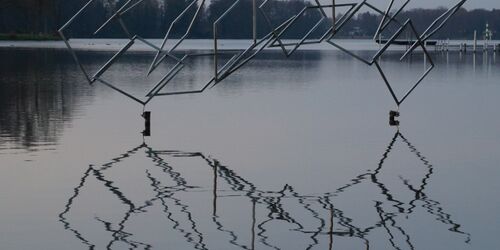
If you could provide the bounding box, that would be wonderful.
[361,0,499,10]
[205,0,499,10]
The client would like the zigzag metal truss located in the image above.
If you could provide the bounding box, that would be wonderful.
[59,0,467,108]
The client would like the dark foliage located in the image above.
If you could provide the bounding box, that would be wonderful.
[0,0,497,39]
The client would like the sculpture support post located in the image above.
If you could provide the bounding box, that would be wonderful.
[142,111,151,136]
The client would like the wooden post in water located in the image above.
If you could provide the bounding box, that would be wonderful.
[389,110,400,126]
[142,111,151,136]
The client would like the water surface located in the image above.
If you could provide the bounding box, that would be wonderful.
[0,46,499,250]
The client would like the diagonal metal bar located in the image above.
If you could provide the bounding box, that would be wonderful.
[397,21,436,105]
[401,0,466,60]
[92,37,136,80]
[147,0,203,75]
[95,78,146,105]
[58,31,93,84]
[374,61,400,105]
[376,0,410,38]
[94,0,136,35]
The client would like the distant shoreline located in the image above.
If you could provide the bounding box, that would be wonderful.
[0,33,61,41]
[1,39,498,52]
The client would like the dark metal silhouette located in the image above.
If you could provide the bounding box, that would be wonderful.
[59,0,468,110]
[59,129,470,249]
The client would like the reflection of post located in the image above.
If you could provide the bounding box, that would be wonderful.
[484,50,488,69]
[213,161,218,217]
[446,50,449,65]
[251,199,256,250]
[328,204,334,250]
[473,53,476,72]
[473,30,477,53]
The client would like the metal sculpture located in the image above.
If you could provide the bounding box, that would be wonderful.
[59,0,467,112]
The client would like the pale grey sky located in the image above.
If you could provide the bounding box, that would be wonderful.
[363,0,499,10]
[206,0,499,10]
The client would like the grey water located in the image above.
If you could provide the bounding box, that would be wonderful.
[0,45,499,250]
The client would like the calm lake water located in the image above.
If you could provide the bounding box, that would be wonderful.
[0,44,499,249]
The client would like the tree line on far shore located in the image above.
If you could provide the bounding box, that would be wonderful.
[0,0,498,40]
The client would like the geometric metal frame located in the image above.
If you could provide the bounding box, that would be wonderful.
[58,0,162,105]
[401,0,467,59]
[59,0,468,109]
[264,2,360,55]
[147,0,206,75]
[326,0,408,66]
[374,20,435,106]
[260,0,330,57]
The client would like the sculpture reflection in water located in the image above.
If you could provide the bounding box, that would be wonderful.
[60,130,470,249]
